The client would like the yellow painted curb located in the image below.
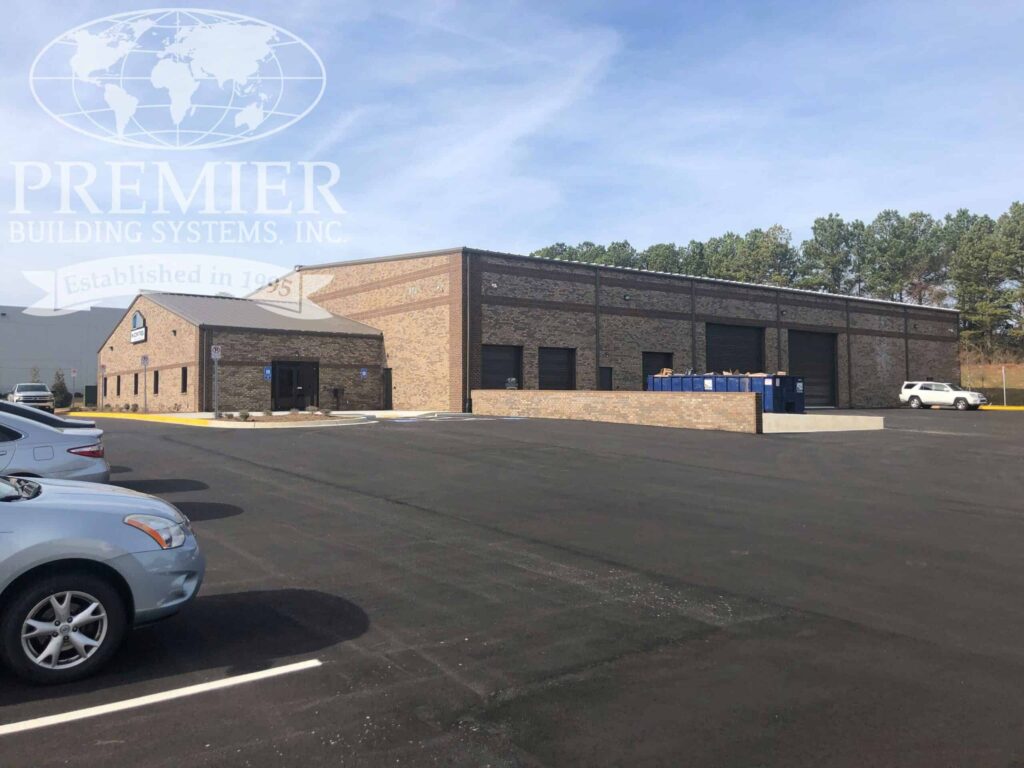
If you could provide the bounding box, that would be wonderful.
[73,412,210,426]
[979,405,1024,412]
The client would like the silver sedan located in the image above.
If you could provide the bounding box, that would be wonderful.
[0,411,110,483]
[0,476,205,683]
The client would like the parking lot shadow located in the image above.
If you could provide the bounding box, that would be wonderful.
[113,478,209,494]
[108,465,132,475]
[173,501,244,522]
[0,589,369,705]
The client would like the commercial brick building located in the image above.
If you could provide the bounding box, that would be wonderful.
[97,292,384,413]
[102,248,959,414]
[284,247,959,412]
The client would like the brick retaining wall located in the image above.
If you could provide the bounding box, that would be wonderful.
[471,390,762,433]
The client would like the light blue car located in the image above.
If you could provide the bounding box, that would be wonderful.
[0,476,205,684]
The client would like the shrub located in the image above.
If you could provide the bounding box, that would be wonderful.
[289,408,299,415]
[263,409,273,417]
[225,412,235,420]
[305,405,317,413]
[103,404,112,411]
[130,403,139,412]
[238,411,250,421]
[51,369,72,408]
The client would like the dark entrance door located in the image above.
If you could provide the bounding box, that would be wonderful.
[706,323,764,373]
[272,361,319,410]
[642,352,674,390]
[788,331,837,406]
[382,368,393,410]
[538,347,576,390]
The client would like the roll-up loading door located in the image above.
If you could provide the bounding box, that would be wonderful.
[538,347,576,390]
[788,330,837,406]
[642,352,673,390]
[481,345,523,389]
[706,323,764,373]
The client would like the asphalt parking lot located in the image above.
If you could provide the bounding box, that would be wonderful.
[2,409,1023,767]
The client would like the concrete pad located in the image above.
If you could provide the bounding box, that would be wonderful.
[763,412,885,433]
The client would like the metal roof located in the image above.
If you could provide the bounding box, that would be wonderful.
[297,247,959,314]
[141,292,382,336]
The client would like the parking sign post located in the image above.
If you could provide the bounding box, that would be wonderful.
[70,368,77,407]
[211,345,222,414]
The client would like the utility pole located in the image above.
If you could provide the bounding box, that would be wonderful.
[211,345,222,414]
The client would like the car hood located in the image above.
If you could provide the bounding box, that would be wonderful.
[22,478,185,522]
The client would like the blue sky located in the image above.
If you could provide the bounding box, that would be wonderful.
[2,0,1023,307]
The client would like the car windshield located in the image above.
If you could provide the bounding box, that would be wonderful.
[16,384,48,393]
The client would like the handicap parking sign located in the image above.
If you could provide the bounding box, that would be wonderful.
[264,365,272,381]
[359,368,368,380]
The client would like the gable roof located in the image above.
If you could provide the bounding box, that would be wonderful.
[141,292,381,336]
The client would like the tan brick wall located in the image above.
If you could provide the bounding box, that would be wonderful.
[201,329,384,412]
[472,390,762,433]
[300,252,463,412]
[97,296,199,412]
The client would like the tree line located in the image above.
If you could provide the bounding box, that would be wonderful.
[531,203,1024,357]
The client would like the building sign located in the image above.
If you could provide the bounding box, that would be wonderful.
[210,345,222,361]
[130,311,146,343]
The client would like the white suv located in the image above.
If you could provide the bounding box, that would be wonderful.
[900,381,987,411]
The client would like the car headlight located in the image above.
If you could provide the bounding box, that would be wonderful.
[124,514,186,549]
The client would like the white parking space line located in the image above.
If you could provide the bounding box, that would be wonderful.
[0,658,322,737]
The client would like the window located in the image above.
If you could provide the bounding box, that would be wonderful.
[599,367,613,390]
[181,366,188,393]
[153,370,159,394]
[116,376,121,396]
[133,373,139,395]
[103,377,108,397]
[538,347,576,390]
[0,425,22,442]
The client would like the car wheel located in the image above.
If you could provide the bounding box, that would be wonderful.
[954,398,968,411]
[908,396,923,409]
[0,571,127,684]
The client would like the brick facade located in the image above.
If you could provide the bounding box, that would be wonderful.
[199,328,383,412]
[97,295,199,412]
[471,390,762,433]
[298,251,464,412]
[283,248,959,411]
[98,295,384,413]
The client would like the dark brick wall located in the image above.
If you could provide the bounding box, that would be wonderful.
[199,329,384,412]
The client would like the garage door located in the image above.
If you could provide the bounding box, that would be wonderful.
[706,324,764,373]
[642,352,673,390]
[788,331,837,407]
[538,347,576,390]
[481,345,523,389]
